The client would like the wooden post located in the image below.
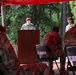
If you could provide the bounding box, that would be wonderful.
[1,3,4,26]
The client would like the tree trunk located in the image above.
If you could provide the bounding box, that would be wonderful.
[49,4,52,30]
[61,2,67,47]
[31,5,37,25]
[67,2,74,23]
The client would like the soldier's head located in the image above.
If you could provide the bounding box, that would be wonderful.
[0,25,6,32]
[67,17,73,24]
[52,26,59,33]
[25,17,31,25]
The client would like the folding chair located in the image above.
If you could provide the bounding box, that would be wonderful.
[66,46,76,75]
[35,44,61,75]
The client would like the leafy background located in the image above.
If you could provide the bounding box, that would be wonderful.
[0,2,75,44]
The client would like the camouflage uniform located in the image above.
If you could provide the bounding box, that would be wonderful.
[42,31,66,72]
[0,31,17,58]
[21,23,36,30]
[65,23,74,32]
[0,31,23,75]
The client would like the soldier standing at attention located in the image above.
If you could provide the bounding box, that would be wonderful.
[65,17,74,32]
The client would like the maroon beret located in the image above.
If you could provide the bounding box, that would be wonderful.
[67,17,73,20]
[26,17,31,21]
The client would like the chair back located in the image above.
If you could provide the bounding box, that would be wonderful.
[66,46,76,61]
[36,44,48,58]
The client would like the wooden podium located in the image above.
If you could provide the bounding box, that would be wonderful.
[18,30,40,64]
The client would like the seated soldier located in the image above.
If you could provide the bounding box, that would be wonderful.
[65,24,76,66]
[0,25,21,75]
[42,26,66,74]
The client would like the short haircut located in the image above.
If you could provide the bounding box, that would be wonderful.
[52,26,59,33]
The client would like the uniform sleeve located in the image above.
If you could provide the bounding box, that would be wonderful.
[56,34,63,50]
[2,33,17,57]
[42,34,49,45]
[21,24,25,30]
[65,25,70,32]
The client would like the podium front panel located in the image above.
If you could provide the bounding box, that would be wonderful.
[18,30,40,64]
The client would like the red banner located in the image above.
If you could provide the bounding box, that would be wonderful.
[2,0,73,5]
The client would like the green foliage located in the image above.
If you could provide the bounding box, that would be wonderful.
[70,1,76,23]
[0,3,62,44]
[4,5,32,44]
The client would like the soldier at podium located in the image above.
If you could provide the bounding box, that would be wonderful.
[21,17,36,30]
